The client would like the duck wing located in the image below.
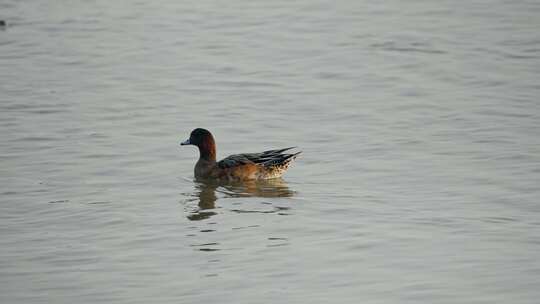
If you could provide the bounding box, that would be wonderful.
[217,147,300,169]
[217,154,253,169]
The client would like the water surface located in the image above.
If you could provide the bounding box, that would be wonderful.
[1,1,540,303]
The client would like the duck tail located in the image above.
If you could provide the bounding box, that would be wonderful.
[258,149,301,179]
[262,150,301,168]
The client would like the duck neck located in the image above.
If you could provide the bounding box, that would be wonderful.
[197,137,216,162]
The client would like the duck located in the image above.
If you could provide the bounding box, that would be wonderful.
[180,128,300,180]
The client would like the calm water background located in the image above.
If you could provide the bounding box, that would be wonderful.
[1,1,540,303]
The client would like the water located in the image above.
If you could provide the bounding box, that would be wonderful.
[1,1,540,303]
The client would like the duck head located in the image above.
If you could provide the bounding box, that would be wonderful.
[181,128,216,161]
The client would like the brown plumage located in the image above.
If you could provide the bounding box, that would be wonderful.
[180,128,301,180]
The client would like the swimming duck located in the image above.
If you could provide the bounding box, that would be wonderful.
[180,128,300,180]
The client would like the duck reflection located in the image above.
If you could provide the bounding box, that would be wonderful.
[186,178,295,221]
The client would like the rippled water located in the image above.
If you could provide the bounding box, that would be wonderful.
[1,1,540,303]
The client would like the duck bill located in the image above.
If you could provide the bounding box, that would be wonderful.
[180,139,191,146]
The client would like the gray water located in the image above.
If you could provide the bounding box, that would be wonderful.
[1,1,540,303]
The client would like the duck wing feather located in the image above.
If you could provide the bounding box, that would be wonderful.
[217,147,300,169]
